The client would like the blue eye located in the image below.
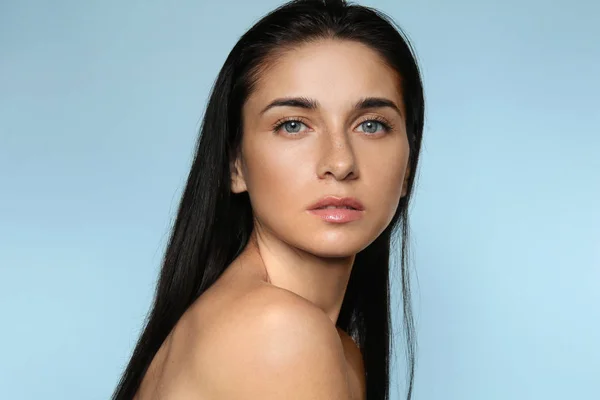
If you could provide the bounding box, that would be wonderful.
[273,118,391,136]
[274,119,307,135]
[358,120,389,134]
[282,120,304,133]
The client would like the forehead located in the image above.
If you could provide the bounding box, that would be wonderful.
[245,39,403,111]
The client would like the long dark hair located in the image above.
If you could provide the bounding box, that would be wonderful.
[111,1,424,399]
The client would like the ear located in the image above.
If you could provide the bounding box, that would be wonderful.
[401,165,411,198]
[230,155,248,194]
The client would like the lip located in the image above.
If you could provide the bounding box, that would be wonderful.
[307,208,363,223]
[307,196,365,211]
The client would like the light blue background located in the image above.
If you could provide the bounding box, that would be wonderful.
[1,0,598,399]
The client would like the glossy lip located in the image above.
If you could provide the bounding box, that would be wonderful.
[307,208,363,223]
[307,196,365,211]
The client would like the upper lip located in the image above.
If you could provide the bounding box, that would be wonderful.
[307,196,365,211]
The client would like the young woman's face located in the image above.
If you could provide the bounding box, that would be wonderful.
[232,39,411,258]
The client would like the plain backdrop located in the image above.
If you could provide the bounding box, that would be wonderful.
[1,0,598,399]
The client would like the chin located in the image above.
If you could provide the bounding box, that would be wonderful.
[302,233,372,258]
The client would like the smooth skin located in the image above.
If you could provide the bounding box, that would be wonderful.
[134,39,411,400]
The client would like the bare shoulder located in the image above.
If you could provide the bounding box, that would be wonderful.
[190,284,353,399]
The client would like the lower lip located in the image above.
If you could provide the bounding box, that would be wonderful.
[307,208,364,223]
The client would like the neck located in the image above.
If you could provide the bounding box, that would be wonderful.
[241,229,355,325]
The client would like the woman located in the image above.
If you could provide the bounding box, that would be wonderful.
[112,0,424,399]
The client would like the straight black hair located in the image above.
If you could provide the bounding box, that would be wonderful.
[111,0,424,399]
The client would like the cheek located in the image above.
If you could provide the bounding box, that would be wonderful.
[374,167,405,213]
[242,141,311,213]
[363,142,410,217]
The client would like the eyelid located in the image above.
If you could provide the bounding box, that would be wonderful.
[273,115,310,126]
[355,114,391,124]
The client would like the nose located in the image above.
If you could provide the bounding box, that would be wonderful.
[316,131,358,181]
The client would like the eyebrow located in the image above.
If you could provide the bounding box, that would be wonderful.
[259,96,403,117]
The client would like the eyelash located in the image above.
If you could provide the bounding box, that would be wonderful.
[271,116,394,136]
